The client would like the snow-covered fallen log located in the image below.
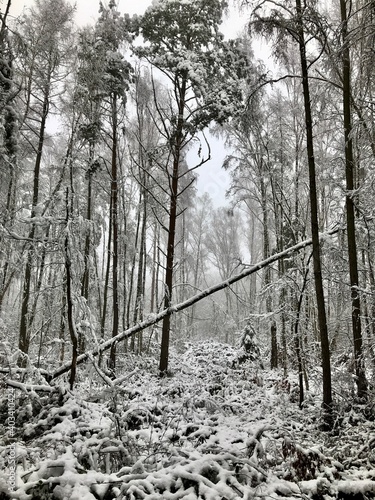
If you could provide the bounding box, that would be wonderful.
[51,227,340,380]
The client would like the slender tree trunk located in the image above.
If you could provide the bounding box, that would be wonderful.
[120,175,128,348]
[19,87,49,363]
[277,236,288,376]
[64,189,78,390]
[109,94,119,371]
[80,170,92,355]
[59,279,67,366]
[81,163,93,302]
[140,233,147,353]
[260,169,277,368]
[28,222,52,336]
[133,187,147,324]
[159,76,187,374]
[134,188,147,353]
[150,222,158,313]
[127,193,141,347]
[100,197,112,340]
[294,254,312,408]
[270,321,278,369]
[159,157,179,373]
[18,239,36,360]
[340,0,367,399]
[295,0,332,411]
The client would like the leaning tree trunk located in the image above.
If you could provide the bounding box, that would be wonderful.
[295,0,332,412]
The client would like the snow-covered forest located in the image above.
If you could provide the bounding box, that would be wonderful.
[0,0,375,498]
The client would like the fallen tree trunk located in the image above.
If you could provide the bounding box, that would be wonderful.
[51,228,340,380]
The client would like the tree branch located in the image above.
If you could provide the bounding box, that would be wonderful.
[51,226,340,381]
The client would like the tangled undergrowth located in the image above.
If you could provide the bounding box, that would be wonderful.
[0,341,374,499]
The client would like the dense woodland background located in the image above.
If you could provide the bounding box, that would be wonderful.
[0,0,375,497]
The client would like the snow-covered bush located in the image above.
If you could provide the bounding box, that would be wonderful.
[1,342,375,499]
[231,323,264,371]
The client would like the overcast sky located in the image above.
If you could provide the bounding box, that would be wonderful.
[6,0,246,36]
[6,0,152,22]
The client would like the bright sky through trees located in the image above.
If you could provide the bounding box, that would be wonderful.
[6,0,246,34]
[6,0,152,20]
[4,0,248,206]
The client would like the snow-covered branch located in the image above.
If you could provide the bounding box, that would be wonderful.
[6,379,56,392]
[51,227,340,380]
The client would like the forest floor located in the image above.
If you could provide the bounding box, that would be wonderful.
[0,341,375,499]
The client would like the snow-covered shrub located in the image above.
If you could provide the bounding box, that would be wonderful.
[117,453,267,499]
[3,341,375,500]
[281,437,327,481]
[231,323,264,373]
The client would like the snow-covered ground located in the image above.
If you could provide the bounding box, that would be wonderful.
[0,341,374,499]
